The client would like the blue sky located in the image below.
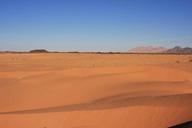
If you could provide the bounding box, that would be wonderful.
[0,0,192,51]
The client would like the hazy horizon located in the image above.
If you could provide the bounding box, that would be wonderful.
[1,0,192,51]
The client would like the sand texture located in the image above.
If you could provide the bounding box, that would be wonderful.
[0,53,192,128]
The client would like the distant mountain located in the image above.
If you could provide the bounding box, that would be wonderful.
[128,46,168,53]
[167,46,192,53]
[30,49,49,53]
[129,46,192,54]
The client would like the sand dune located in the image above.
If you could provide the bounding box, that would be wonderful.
[0,53,192,128]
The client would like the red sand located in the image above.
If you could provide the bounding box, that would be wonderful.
[0,53,192,128]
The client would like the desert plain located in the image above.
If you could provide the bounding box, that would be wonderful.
[0,53,192,128]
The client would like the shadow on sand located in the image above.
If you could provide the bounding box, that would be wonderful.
[169,121,192,128]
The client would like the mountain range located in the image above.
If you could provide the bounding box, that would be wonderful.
[128,46,168,53]
[129,46,192,54]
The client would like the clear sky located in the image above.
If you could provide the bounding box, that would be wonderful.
[0,0,192,51]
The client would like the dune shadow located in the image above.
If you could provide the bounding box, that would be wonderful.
[0,93,192,115]
[169,121,192,128]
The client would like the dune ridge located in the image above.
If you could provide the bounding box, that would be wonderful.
[0,92,192,115]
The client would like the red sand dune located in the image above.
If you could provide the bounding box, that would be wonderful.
[0,53,192,128]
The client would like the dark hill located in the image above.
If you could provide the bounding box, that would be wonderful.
[30,49,48,53]
[167,46,192,53]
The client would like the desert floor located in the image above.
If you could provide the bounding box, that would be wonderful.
[0,53,192,128]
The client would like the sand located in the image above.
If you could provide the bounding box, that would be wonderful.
[0,53,192,128]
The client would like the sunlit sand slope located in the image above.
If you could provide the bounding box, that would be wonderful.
[0,53,192,128]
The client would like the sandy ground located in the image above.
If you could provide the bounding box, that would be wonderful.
[0,53,192,128]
